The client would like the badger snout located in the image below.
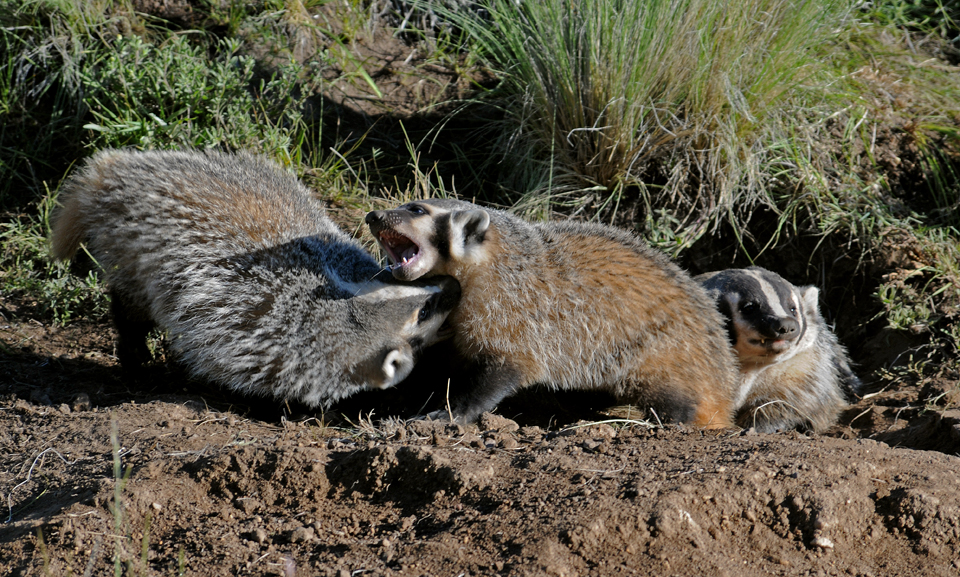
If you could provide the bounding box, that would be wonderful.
[759,316,799,341]
[431,275,462,310]
[365,210,386,227]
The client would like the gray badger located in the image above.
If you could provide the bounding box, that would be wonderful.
[366,198,739,427]
[696,266,860,432]
[51,149,460,407]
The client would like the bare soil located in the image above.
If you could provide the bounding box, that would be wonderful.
[1,310,960,577]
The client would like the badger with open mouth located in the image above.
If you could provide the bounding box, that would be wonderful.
[366,198,739,427]
[697,266,861,432]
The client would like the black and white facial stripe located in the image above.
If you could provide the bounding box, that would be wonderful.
[699,266,817,368]
[728,267,805,340]
[698,266,861,432]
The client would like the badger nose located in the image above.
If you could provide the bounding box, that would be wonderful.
[776,318,799,338]
[365,211,384,225]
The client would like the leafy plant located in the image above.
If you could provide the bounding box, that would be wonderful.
[867,0,960,45]
[79,34,312,160]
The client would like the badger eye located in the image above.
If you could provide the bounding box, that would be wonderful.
[790,306,797,315]
[417,306,431,322]
[741,302,758,313]
[407,204,425,215]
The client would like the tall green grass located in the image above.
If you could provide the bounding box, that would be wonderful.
[436,0,855,244]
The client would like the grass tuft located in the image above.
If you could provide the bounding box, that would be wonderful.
[433,0,856,242]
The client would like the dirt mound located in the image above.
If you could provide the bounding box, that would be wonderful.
[2,345,960,577]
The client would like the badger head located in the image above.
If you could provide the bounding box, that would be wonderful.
[365,199,492,282]
[343,275,461,390]
[698,266,819,369]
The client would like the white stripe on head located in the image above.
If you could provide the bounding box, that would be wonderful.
[745,268,790,318]
[326,268,441,300]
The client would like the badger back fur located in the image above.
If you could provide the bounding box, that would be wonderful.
[366,198,739,427]
[51,149,460,407]
[697,266,860,432]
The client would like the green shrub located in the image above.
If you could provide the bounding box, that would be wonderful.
[79,34,312,162]
[868,0,959,44]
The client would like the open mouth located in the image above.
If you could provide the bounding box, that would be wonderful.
[377,229,420,270]
[749,337,789,352]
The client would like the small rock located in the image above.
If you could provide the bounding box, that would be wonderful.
[246,527,269,545]
[235,498,262,515]
[812,535,834,549]
[519,425,544,438]
[400,515,416,532]
[58,403,71,414]
[461,433,482,448]
[500,436,519,450]
[289,526,315,543]
[594,424,616,438]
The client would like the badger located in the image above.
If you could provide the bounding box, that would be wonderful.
[50,149,460,407]
[365,198,739,427]
[696,266,860,432]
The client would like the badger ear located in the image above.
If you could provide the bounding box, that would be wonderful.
[451,209,490,246]
[801,286,820,313]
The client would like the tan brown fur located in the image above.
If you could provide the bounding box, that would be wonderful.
[697,266,861,432]
[367,198,739,427]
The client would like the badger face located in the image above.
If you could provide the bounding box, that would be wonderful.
[699,267,818,369]
[352,275,461,389]
[365,199,491,282]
